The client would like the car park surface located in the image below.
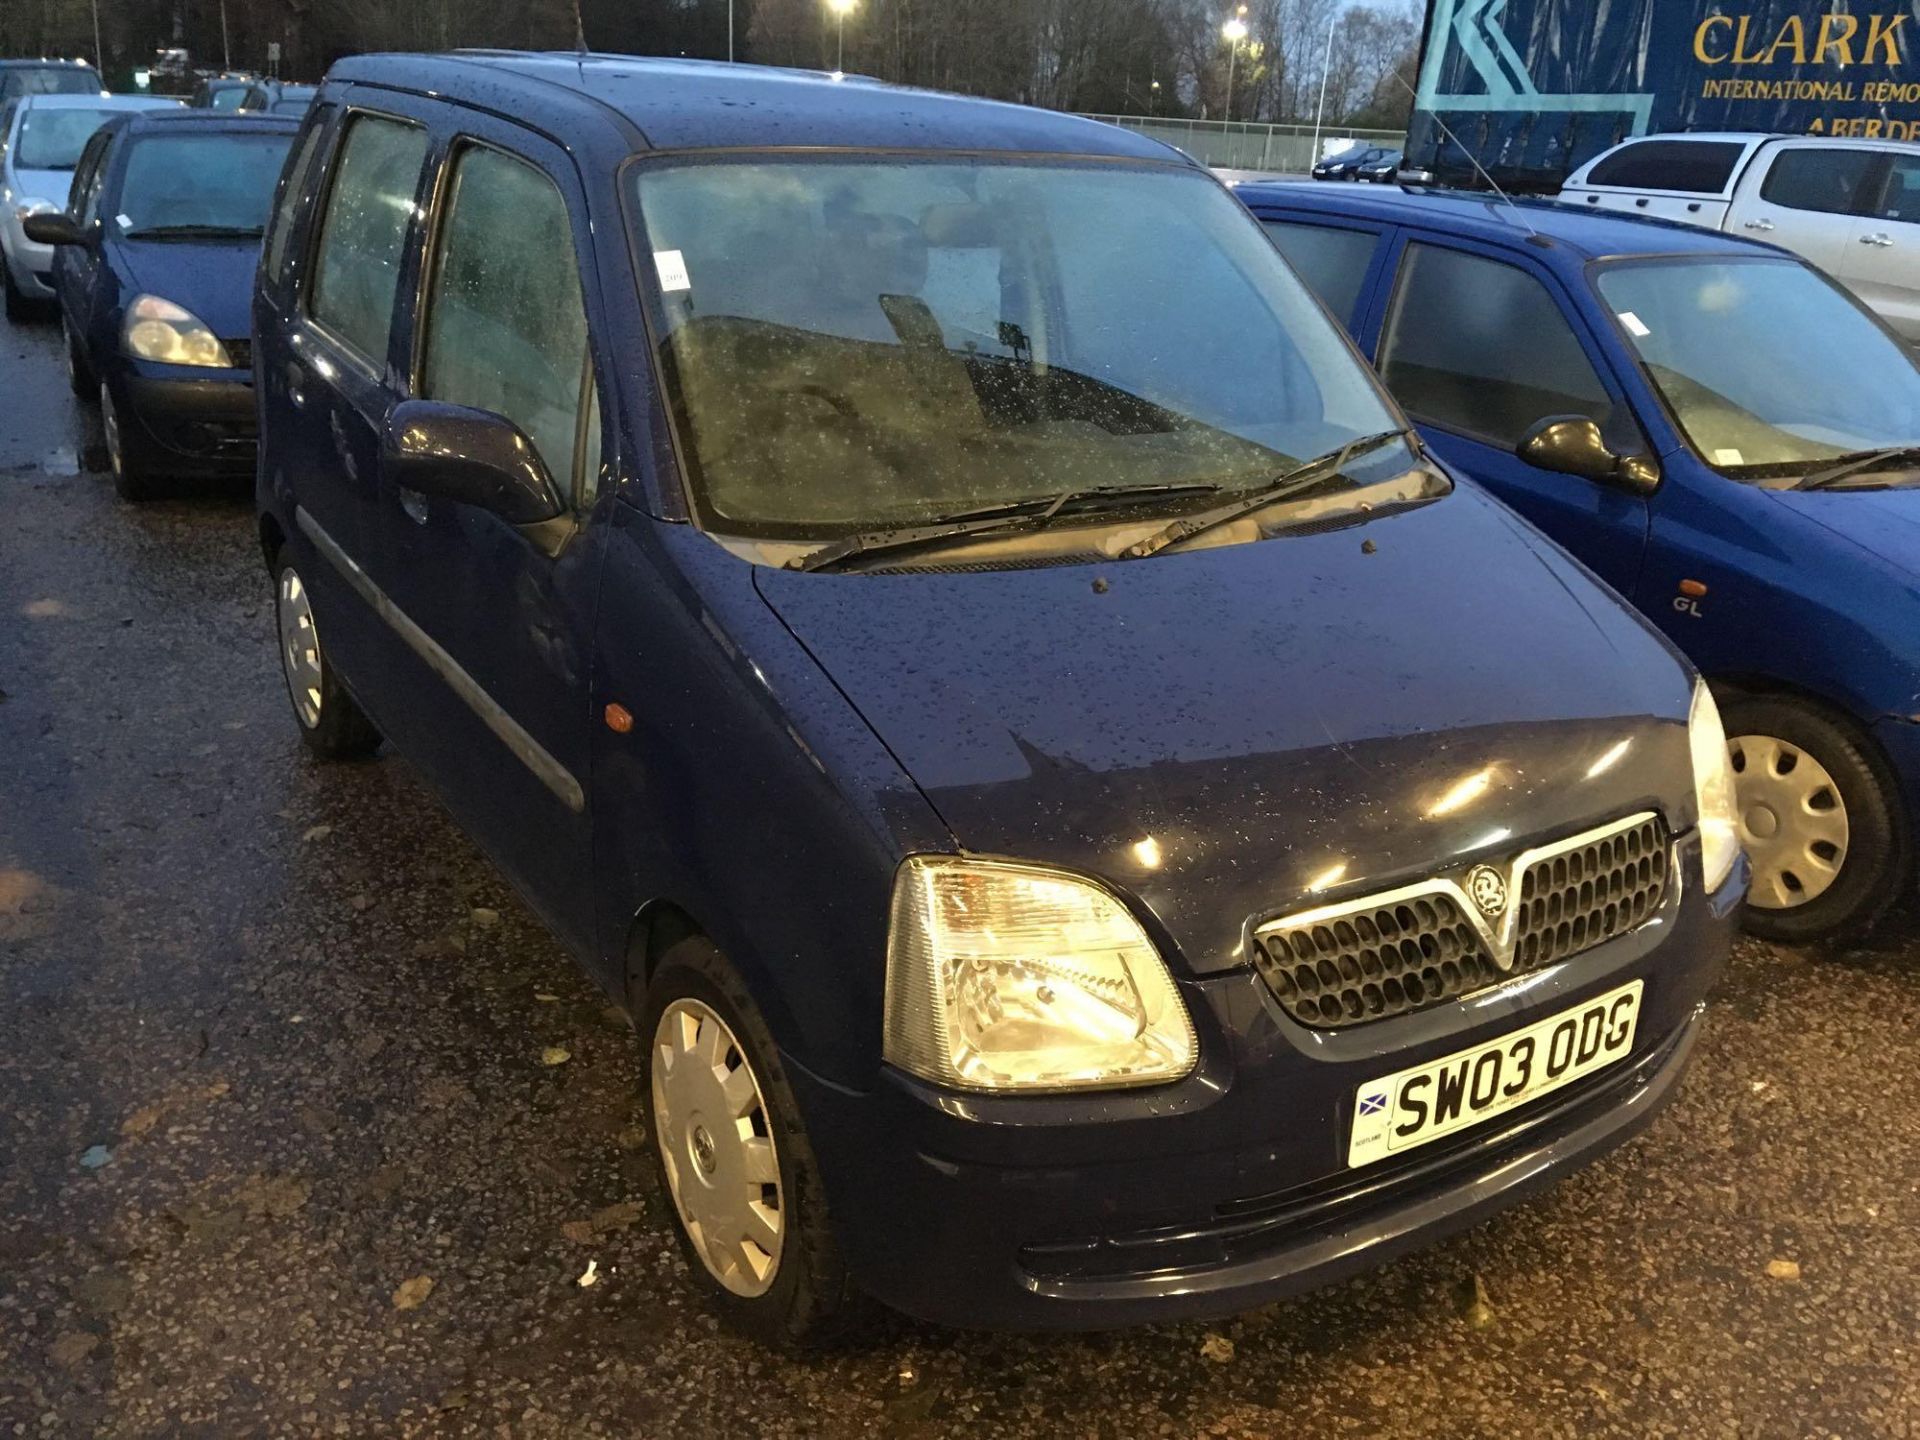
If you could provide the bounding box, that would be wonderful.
[30,109,296,498]
[1,325,1917,1428]
[249,53,1741,1341]
[1240,181,1920,943]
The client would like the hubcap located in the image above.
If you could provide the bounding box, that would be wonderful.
[277,567,325,729]
[1729,733,1850,909]
[99,382,122,477]
[650,998,783,1297]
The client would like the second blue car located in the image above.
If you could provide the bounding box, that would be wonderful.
[28,110,297,498]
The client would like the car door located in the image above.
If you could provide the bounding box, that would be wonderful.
[1736,143,1880,278]
[373,113,608,952]
[1250,212,1391,335]
[51,127,110,335]
[271,100,435,731]
[1364,233,1651,594]
[1845,151,1920,342]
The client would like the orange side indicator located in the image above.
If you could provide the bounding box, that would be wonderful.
[604,703,634,734]
[1678,579,1708,598]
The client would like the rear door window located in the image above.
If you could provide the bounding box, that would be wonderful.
[264,105,335,286]
[309,113,429,364]
[418,144,593,497]
[1378,241,1612,448]
[1259,219,1379,329]
[1873,155,1920,224]
[1586,140,1745,193]
[1758,148,1880,215]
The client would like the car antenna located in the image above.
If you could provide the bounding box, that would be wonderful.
[1390,71,1539,239]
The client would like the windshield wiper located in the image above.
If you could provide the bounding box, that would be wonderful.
[1120,429,1410,560]
[1793,444,1920,491]
[784,481,1224,573]
[124,224,264,240]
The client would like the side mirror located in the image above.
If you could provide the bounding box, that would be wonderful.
[1396,166,1436,186]
[22,211,84,246]
[1519,415,1661,496]
[381,399,565,527]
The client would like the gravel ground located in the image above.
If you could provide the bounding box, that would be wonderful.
[3,316,1918,1438]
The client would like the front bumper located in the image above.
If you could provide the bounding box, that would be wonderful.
[1,214,55,300]
[108,362,257,476]
[1872,715,1920,833]
[791,840,1740,1331]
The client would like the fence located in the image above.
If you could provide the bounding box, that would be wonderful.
[1077,114,1404,174]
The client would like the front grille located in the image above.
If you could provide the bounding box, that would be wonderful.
[1512,815,1668,969]
[1253,813,1671,1030]
[1256,894,1504,1026]
[223,338,252,370]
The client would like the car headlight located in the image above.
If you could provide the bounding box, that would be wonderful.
[122,294,231,367]
[14,196,58,223]
[883,856,1197,1092]
[1690,680,1741,892]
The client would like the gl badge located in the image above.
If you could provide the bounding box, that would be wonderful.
[1466,864,1509,921]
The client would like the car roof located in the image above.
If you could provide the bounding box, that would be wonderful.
[1235,182,1780,262]
[0,58,98,68]
[18,94,174,112]
[116,109,301,134]
[327,50,1188,161]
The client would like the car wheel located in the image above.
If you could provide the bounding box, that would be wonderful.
[65,318,92,398]
[641,936,858,1347]
[1723,694,1906,942]
[2,260,28,323]
[273,551,382,759]
[100,381,162,501]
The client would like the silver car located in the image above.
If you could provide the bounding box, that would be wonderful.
[1,92,180,318]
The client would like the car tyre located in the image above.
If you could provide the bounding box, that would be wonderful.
[2,260,29,323]
[640,936,859,1348]
[1723,693,1906,942]
[65,318,92,398]
[272,550,382,760]
[100,381,164,502]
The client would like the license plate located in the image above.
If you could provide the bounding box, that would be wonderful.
[1347,980,1643,1169]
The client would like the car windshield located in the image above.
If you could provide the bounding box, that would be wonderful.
[269,91,314,115]
[629,156,1413,537]
[15,107,118,169]
[1595,256,1920,476]
[115,131,293,236]
[3,66,100,100]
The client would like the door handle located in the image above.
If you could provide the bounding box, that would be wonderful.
[1860,232,1895,247]
[1742,218,1775,232]
[285,362,307,409]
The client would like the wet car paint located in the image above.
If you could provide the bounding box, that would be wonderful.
[5,289,1920,1438]
[248,55,1739,1329]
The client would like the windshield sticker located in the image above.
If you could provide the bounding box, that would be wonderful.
[116,213,132,230]
[654,249,691,294]
[1714,448,1744,465]
[1617,311,1651,338]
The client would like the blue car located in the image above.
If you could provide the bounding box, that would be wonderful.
[252,53,1738,1339]
[28,110,297,498]
[1239,182,1920,941]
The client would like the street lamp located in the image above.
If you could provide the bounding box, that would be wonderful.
[826,0,856,74]
[1310,9,1338,171]
[1221,7,1248,123]
[1150,79,1161,117]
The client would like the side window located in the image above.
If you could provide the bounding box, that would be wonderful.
[69,133,110,219]
[309,113,429,365]
[1260,220,1377,328]
[1378,243,1612,448]
[1759,148,1879,216]
[1872,155,1920,224]
[1586,139,1745,192]
[0,103,15,159]
[419,144,593,497]
[263,105,334,287]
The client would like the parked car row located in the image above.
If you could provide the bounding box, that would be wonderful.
[1,53,1914,1348]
